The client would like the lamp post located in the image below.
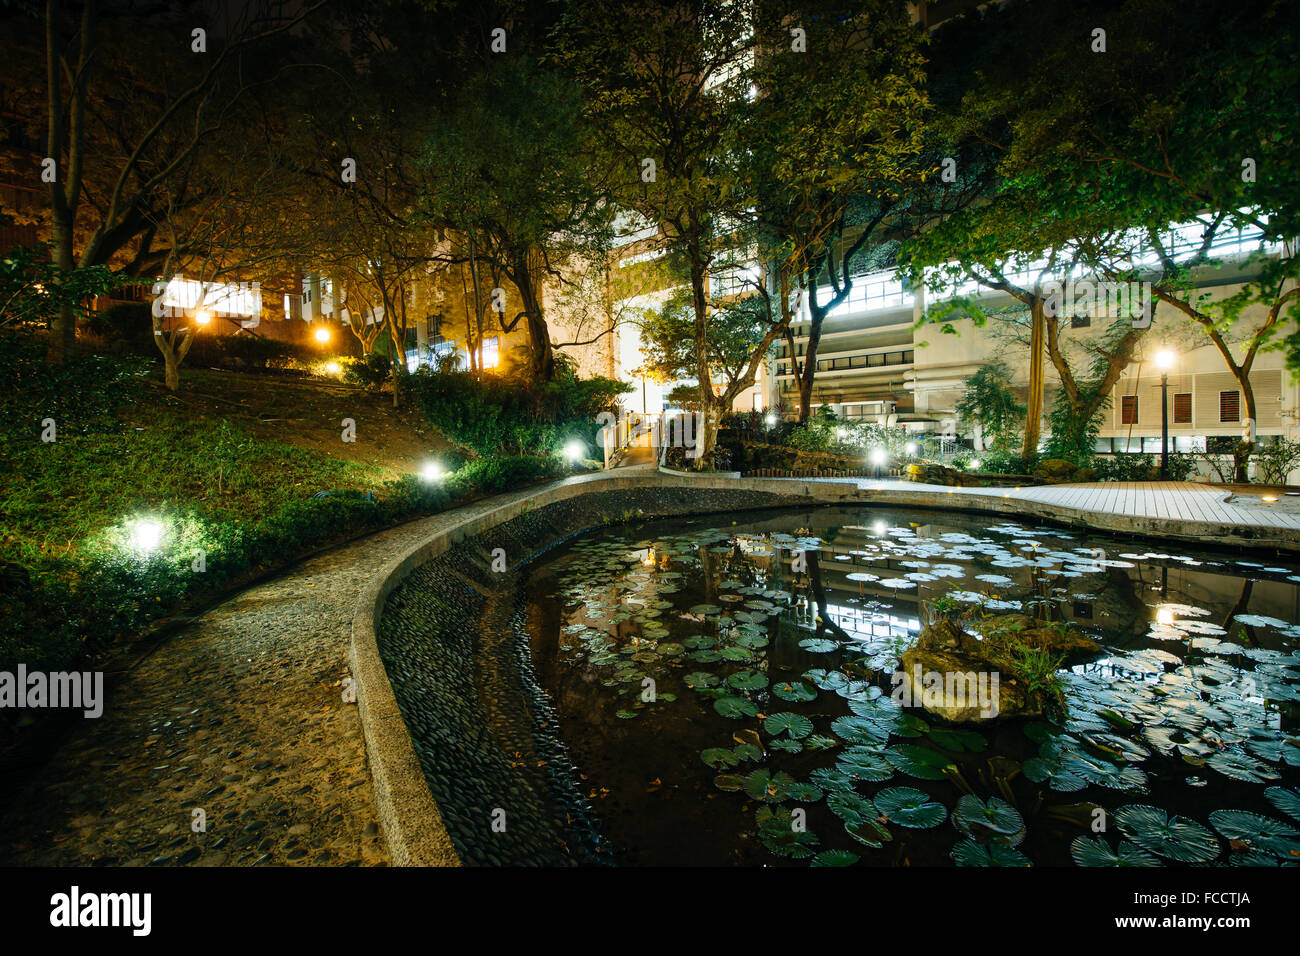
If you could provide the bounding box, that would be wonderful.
[1155,349,1175,479]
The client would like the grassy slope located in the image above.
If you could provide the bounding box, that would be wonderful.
[4,365,454,566]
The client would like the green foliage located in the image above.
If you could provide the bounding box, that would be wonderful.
[0,337,576,675]
[955,361,1025,451]
[187,333,314,372]
[0,234,120,331]
[341,351,393,391]
[1253,439,1300,486]
[1043,394,1105,466]
[409,363,629,459]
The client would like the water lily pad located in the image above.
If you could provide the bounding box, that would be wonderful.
[713,773,744,792]
[765,712,813,739]
[1115,805,1220,863]
[884,744,953,780]
[827,791,876,825]
[744,768,797,803]
[770,738,803,754]
[837,749,899,780]
[1207,810,1300,858]
[928,728,988,753]
[701,747,739,769]
[1264,786,1300,822]
[811,849,860,867]
[809,767,856,791]
[845,817,892,847]
[1069,836,1161,867]
[799,638,839,653]
[873,787,947,829]
[951,839,1030,867]
[727,670,769,691]
[953,794,1025,844]
[714,696,759,719]
[831,715,890,745]
[772,680,818,702]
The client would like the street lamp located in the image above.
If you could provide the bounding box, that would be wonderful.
[1155,349,1175,479]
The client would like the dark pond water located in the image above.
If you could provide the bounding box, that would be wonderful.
[524,505,1300,866]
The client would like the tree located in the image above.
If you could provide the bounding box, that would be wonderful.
[955,361,1025,452]
[1007,0,1300,479]
[899,0,1160,461]
[743,0,929,422]
[558,0,755,464]
[32,0,326,363]
[417,57,613,381]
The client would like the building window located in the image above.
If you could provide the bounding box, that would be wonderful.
[1173,393,1192,424]
[1220,390,1240,422]
[480,336,499,369]
[1120,395,1138,424]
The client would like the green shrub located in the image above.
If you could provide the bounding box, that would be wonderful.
[409,364,629,458]
[341,351,393,391]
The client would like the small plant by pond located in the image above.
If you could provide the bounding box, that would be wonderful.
[525,505,1300,866]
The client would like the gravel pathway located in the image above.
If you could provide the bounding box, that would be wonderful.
[0,500,517,867]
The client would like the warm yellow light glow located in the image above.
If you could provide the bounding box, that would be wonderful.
[194,310,212,326]
[314,326,331,343]
[420,462,445,482]
[1262,495,1278,503]
[1155,349,1175,369]
[325,361,341,375]
[1156,607,1175,626]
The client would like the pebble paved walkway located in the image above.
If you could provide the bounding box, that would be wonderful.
[2,472,1295,866]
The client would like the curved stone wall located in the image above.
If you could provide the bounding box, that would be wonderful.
[350,472,1300,865]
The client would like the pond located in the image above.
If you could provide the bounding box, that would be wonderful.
[524,504,1300,866]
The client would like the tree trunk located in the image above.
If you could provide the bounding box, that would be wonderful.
[1023,297,1045,460]
[688,252,716,467]
[47,219,77,364]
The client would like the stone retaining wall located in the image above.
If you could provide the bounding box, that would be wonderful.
[350,472,1300,865]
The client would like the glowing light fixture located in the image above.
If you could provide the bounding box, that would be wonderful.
[1156,607,1175,626]
[325,361,341,375]
[314,326,331,343]
[1155,349,1175,370]
[564,440,585,463]
[765,413,778,428]
[194,310,212,326]
[905,442,918,456]
[870,447,888,467]
[129,518,164,555]
[420,462,445,482]
[969,459,982,471]
[1262,495,1278,503]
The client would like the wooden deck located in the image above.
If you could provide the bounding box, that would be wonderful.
[835,479,1300,534]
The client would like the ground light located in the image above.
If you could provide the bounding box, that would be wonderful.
[905,442,918,456]
[869,447,888,467]
[314,326,331,343]
[765,413,778,428]
[564,440,585,463]
[420,462,445,482]
[325,361,341,375]
[129,518,164,555]
[969,459,982,470]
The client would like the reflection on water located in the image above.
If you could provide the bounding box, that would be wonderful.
[525,506,1300,866]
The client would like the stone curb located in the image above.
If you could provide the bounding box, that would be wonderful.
[350,473,1300,866]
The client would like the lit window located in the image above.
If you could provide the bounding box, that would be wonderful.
[480,336,499,369]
